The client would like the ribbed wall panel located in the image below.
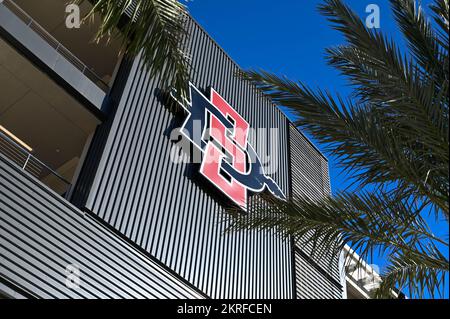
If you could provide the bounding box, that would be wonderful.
[289,125,342,298]
[289,126,327,199]
[0,156,205,299]
[295,251,342,299]
[85,18,292,299]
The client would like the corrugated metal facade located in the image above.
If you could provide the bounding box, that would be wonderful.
[289,125,342,298]
[84,17,293,299]
[0,156,205,299]
[294,250,343,299]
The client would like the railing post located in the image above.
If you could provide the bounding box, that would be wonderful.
[2,0,108,91]
[2,131,73,199]
[23,154,31,170]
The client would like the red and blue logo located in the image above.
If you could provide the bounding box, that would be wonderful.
[172,83,286,211]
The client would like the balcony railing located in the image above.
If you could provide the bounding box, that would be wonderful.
[1,0,109,92]
[0,130,72,199]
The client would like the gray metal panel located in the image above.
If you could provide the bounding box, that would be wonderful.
[295,251,342,299]
[289,124,342,298]
[0,155,205,299]
[85,17,293,299]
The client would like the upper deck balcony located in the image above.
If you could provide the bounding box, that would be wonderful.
[0,0,123,110]
[0,34,100,198]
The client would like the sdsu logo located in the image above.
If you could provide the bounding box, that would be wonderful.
[172,83,286,211]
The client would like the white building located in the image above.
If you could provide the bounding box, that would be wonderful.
[343,245,404,299]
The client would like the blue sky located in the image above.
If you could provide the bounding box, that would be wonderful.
[187,0,448,298]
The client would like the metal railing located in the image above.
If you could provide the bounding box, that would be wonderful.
[1,0,109,92]
[0,130,72,198]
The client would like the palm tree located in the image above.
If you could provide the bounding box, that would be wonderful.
[235,0,449,298]
[76,0,190,97]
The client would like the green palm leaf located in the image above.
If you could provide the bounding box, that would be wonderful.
[376,248,448,298]
[76,0,190,97]
[390,0,447,83]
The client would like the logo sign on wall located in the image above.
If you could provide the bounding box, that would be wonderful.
[172,83,286,211]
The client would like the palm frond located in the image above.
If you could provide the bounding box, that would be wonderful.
[241,69,449,213]
[375,248,448,298]
[228,192,449,298]
[319,0,448,156]
[430,0,449,59]
[318,0,408,82]
[390,0,447,83]
[325,45,449,144]
[319,0,449,180]
[77,0,190,97]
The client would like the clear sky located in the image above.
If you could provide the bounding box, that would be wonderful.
[187,0,448,298]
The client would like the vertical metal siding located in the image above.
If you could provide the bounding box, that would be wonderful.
[85,17,292,299]
[294,251,343,299]
[289,125,343,298]
[0,156,205,299]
